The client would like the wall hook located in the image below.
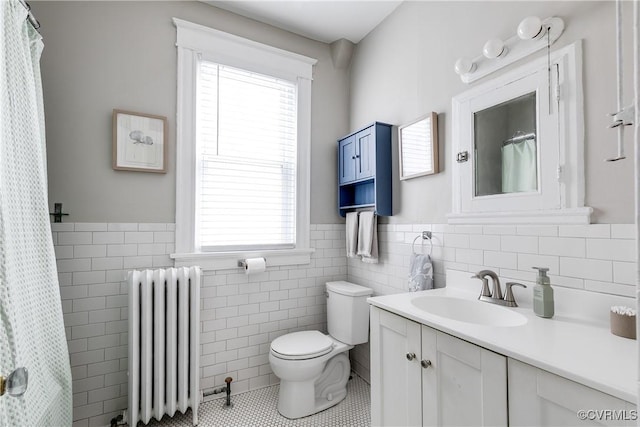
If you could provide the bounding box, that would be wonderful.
[49,203,69,223]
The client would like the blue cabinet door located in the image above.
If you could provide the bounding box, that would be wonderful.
[339,135,356,184]
[355,127,375,180]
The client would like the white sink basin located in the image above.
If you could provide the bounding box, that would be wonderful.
[411,296,527,327]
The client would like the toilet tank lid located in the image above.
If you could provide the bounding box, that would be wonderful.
[326,281,373,297]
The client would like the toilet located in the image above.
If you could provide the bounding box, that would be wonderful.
[269,280,373,419]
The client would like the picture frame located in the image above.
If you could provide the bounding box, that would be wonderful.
[398,112,439,180]
[112,109,168,173]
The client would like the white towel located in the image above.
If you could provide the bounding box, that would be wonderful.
[357,211,378,264]
[345,212,359,258]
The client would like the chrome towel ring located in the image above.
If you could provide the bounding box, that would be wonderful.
[412,231,433,256]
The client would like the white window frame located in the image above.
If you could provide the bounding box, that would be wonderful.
[171,18,317,269]
[449,40,592,225]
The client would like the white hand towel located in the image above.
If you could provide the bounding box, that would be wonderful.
[357,211,379,264]
[345,212,359,258]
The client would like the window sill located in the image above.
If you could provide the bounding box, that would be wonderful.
[170,248,315,271]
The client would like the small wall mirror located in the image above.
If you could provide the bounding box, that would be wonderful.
[399,112,439,180]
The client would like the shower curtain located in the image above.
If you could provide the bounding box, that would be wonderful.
[501,139,537,193]
[0,1,72,426]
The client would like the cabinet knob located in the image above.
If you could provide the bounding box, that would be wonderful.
[406,352,416,361]
[351,156,356,159]
[421,359,432,369]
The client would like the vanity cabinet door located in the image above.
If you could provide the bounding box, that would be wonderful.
[509,359,636,427]
[422,328,508,427]
[370,307,422,427]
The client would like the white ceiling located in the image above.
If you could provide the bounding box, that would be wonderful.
[205,1,403,44]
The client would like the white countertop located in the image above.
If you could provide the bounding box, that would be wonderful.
[367,270,638,404]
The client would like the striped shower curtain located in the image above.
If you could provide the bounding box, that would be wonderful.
[0,1,72,425]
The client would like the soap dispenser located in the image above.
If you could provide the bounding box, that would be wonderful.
[532,267,554,318]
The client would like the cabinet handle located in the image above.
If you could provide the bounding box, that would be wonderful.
[406,352,416,361]
[351,156,356,159]
[421,359,432,369]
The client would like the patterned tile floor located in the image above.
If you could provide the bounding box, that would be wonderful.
[144,373,370,427]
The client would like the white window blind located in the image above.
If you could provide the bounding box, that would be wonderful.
[196,60,298,251]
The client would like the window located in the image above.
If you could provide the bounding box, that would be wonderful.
[197,62,297,250]
[172,19,316,269]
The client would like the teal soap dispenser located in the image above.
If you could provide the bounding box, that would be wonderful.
[532,267,554,318]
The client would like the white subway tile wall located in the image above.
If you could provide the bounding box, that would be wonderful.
[52,223,347,427]
[347,223,636,383]
[54,221,634,425]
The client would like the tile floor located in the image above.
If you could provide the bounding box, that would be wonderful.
[145,373,370,427]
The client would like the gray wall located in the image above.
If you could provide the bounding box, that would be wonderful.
[33,1,348,224]
[349,1,635,224]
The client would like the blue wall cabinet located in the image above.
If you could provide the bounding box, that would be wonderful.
[338,122,392,217]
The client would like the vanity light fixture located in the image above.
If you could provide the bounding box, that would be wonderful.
[454,16,564,83]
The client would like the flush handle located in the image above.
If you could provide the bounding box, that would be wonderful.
[421,359,432,369]
[406,352,416,361]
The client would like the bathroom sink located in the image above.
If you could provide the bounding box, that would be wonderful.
[411,296,527,327]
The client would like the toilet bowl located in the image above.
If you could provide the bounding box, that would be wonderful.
[269,331,352,419]
[269,281,373,419]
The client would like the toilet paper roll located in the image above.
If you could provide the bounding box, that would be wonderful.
[244,257,266,275]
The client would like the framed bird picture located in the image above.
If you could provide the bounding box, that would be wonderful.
[112,109,168,173]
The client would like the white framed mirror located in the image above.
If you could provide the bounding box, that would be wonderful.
[399,112,439,180]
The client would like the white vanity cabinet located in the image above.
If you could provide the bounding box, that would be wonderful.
[370,307,508,427]
[508,359,637,427]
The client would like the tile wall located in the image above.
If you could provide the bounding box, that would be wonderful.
[52,223,347,427]
[347,223,636,382]
[53,221,635,425]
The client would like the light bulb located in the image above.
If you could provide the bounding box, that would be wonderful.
[517,16,544,40]
[454,57,476,75]
[482,38,507,59]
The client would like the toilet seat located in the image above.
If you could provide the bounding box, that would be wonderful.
[271,331,334,360]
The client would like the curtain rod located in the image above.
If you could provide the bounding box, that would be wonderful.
[18,0,41,32]
[502,132,536,146]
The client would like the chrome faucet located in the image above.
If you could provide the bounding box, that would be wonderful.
[471,270,502,299]
[471,270,526,307]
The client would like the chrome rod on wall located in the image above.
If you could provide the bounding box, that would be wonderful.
[17,0,40,32]
[607,0,632,162]
[634,0,640,415]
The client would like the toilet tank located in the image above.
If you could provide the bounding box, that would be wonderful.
[326,281,373,345]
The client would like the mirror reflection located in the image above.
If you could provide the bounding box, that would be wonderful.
[399,112,439,180]
[474,92,537,197]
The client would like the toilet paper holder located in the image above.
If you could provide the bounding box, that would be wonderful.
[237,258,267,268]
